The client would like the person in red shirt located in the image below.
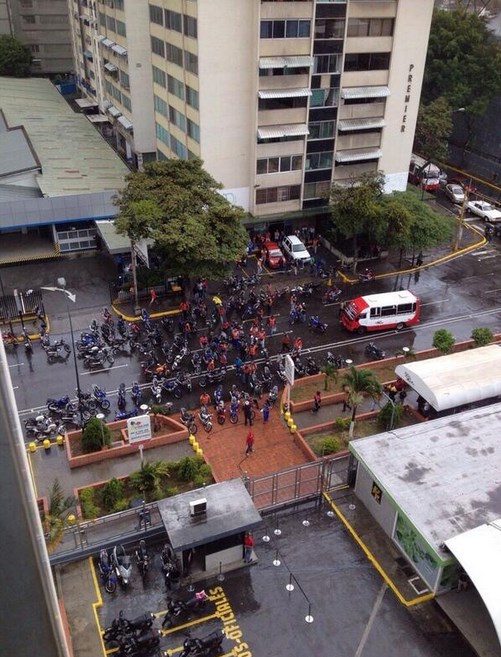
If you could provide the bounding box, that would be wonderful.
[243,531,254,562]
[293,336,303,354]
[200,391,210,407]
[245,433,254,457]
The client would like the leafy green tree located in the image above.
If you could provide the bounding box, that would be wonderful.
[114,159,248,280]
[471,327,493,347]
[432,328,456,354]
[341,367,381,439]
[422,9,501,116]
[328,172,386,272]
[100,477,124,511]
[130,460,170,500]
[42,479,76,552]
[0,35,31,77]
[377,402,404,430]
[414,97,453,162]
[320,362,339,392]
[82,417,111,453]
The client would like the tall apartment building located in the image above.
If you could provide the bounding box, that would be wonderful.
[73,0,434,224]
[0,0,73,74]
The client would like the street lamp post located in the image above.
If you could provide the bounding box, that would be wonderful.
[380,389,396,430]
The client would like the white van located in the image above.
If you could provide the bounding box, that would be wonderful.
[282,235,312,264]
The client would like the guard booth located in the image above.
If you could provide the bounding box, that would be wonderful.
[157,479,262,576]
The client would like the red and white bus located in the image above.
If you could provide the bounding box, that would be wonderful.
[408,154,444,191]
[339,290,420,333]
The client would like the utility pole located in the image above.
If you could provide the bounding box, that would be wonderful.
[452,183,470,252]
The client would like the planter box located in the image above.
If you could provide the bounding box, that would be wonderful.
[66,415,189,469]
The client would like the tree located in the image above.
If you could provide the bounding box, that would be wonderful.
[0,35,31,77]
[130,460,170,500]
[414,97,453,162]
[42,479,76,552]
[82,417,111,453]
[328,171,386,272]
[341,366,381,439]
[114,159,248,280]
[422,9,501,116]
[321,362,339,392]
[432,328,456,354]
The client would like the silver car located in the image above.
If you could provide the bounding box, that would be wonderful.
[445,184,465,204]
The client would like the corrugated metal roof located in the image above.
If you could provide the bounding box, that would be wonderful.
[117,116,133,131]
[337,118,386,131]
[101,38,114,48]
[257,123,309,139]
[258,88,311,99]
[259,56,313,69]
[341,86,390,100]
[0,77,128,196]
[0,128,39,177]
[335,148,382,163]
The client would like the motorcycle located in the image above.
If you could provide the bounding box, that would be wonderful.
[115,408,138,421]
[305,357,320,376]
[117,383,127,411]
[25,414,65,442]
[322,287,342,304]
[179,629,225,657]
[180,408,198,435]
[22,329,33,355]
[98,549,117,594]
[1,330,18,347]
[83,347,114,369]
[198,367,226,389]
[44,338,72,362]
[172,345,189,371]
[358,269,375,283]
[162,591,208,629]
[198,405,213,433]
[268,385,279,406]
[47,395,76,414]
[308,315,328,334]
[326,351,346,369]
[111,544,133,588]
[161,543,181,591]
[102,610,155,644]
[289,307,307,326]
[120,629,161,656]
[175,370,192,394]
[216,402,226,425]
[150,376,163,404]
[161,377,182,400]
[135,540,149,580]
[92,384,111,410]
[365,341,385,360]
[131,381,142,407]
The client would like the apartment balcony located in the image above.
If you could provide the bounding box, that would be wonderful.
[260,2,314,20]
[256,170,303,189]
[342,70,389,87]
[260,40,312,58]
[348,1,397,19]
[344,36,393,54]
[333,161,378,181]
[338,102,386,120]
[258,108,307,126]
[259,73,310,91]
[336,131,381,150]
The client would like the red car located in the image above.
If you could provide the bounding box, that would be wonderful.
[263,242,285,269]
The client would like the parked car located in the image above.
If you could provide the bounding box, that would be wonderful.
[263,242,285,269]
[282,235,312,264]
[445,183,465,204]
[467,200,501,223]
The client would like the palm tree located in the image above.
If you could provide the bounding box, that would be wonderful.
[341,366,381,439]
[42,479,77,552]
[321,362,339,392]
[129,460,170,500]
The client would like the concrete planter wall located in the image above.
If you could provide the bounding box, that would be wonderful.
[65,415,188,469]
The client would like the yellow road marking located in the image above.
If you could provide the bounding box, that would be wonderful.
[88,556,107,656]
[159,612,219,635]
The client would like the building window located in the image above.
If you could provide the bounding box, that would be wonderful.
[154,94,168,117]
[121,94,131,111]
[166,42,183,66]
[303,181,331,200]
[106,15,116,32]
[186,85,199,110]
[259,66,310,78]
[344,52,391,72]
[30,44,40,53]
[347,18,394,38]
[184,51,198,75]
[170,134,187,158]
[149,4,163,26]
[183,15,197,39]
[99,12,106,27]
[313,54,341,74]
[305,152,333,171]
[314,18,345,39]
[256,185,301,204]
[256,155,302,175]
[116,20,126,37]
[157,149,168,161]
[165,9,182,32]
[156,122,169,146]
[308,121,335,139]
[169,105,186,131]
[310,88,339,108]
[119,70,130,88]
[258,96,307,111]
[104,79,112,94]
[21,15,36,24]
[344,96,386,106]
[115,0,124,9]
[187,119,200,142]
[167,75,185,100]
[151,36,165,58]
[152,65,166,87]
[260,19,310,39]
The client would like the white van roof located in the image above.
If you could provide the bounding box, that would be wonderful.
[286,235,304,245]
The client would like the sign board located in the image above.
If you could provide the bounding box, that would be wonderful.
[284,354,295,387]
[127,414,151,443]
[133,238,150,268]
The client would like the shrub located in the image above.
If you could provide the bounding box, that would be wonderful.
[319,437,340,455]
[81,417,111,453]
[335,417,350,431]
[99,478,124,511]
[112,498,129,513]
[432,328,455,354]
[163,485,179,497]
[471,327,493,347]
[177,456,203,481]
[377,402,404,429]
[80,488,99,519]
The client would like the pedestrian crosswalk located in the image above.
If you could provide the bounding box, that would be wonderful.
[472,246,499,261]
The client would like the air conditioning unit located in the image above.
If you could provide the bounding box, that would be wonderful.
[189,498,207,517]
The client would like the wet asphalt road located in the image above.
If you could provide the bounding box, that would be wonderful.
[7,230,501,426]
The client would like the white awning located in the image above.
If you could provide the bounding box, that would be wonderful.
[83,49,93,59]
[335,148,382,163]
[86,114,110,124]
[257,123,309,140]
[341,86,390,100]
[112,44,128,56]
[446,521,501,648]
[75,98,98,109]
[101,38,115,48]
[259,56,313,69]
[395,344,501,412]
[104,62,118,73]
[117,116,133,131]
[337,118,386,131]
[258,88,311,99]
[106,105,121,118]
[96,35,106,43]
